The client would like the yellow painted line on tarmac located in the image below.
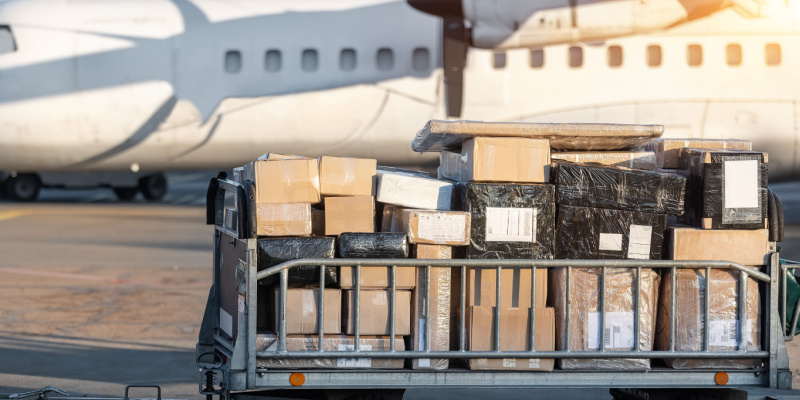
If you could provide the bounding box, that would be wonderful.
[0,210,29,222]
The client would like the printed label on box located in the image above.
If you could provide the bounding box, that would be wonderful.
[724,160,759,209]
[528,358,541,368]
[588,312,634,350]
[599,233,623,251]
[503,358,516,368]
[627,224,653,260]
[485,207,537,243]
[709,320,738,347]
[337,344,373,367]
[418,213,466,243]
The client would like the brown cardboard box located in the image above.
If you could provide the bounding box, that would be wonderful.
[656,268,761,369]
[467,267,547,308]
[466,306,555,371]
[256,203,312,236]
[324,196,375,236]
[243,159,321,204]
[551,151,656,170]
[339,266,416,289]
[319,156,378,196]
[271,289,341,334]
[256,333,405,369]
[343,290,411,335]
[550,267,660,370]
[311,207,325,236]
[666,226,769,265]
[645,138,752,169]
[411,244,452,370]
[462,137,550,183]
[399,209,470,246]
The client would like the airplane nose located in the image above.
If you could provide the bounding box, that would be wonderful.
[407,0,463,18]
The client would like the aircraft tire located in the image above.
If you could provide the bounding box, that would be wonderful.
[4,173,41,202]
[139,173,167,201]
[113,187,139,201]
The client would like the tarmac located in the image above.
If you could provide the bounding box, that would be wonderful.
[2,172,800,400]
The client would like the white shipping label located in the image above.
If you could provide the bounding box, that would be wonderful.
[485,207,537,243]
[588,312,634,350]
[627,224,653,260]
[598,233,623,251]
[418,358,431,367]
[528,359,541,368]
[724,160,759,209]
[337,344,373,367]
[709,320,738,347]
[220,308,233,336]
[502,358,517,368]
[417,213,466,243]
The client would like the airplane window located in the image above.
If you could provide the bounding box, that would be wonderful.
[376,48,394,71]
[569,46,583,68]
[726,44,742,66]
[607,45,622,67]
[687,44,702,66]
[340,48,357,71]
[265,50,281,72]
[412,47,430,71]
[647,45,662,67]
[765,43,781,66]
[530,49,544,68]
[493,52,507,69]
[0,26,16,55]
[225,50,242,74]
[302,49,318,72]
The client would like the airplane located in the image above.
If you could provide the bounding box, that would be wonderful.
[0,0,797,201]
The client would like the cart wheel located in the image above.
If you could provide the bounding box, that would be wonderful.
[113,187,139,201]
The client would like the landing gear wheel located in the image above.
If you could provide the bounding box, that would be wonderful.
[4,173,41,202]
[113,187,139,201]
[139,173,167,201]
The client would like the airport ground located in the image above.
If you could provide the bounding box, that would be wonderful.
[1,172,800,400]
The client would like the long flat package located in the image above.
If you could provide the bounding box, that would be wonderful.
[339,232,409,258]
[257,237,337,287]
[645,138,752,169]
[442,137,551,183]
[411,244,452,370]
[242,158,321,204]
[466,306,555,371]
[551,151,656,170]
[554,161,686,215]
[555,205,667,260]
[377,172,453,210]
[318,156,377,196]
[256,333,405,369]
[665,226,770,266]
[680,149,768,230]
[460,183,556,259]
[399,209,471,246]
[411,120,663,152]
[343,289,411,335]
[256,203,312,237]
[550,267,660,370]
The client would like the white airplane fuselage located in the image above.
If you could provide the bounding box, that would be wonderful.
[0,0,798,179]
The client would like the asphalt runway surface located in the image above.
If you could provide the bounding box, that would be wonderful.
[2,172,800,400]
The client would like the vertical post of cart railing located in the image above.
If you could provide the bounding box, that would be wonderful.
[739,270,748,351]
[460,265,467,352]
[494,266,502,352]
[565,266,572,352]
[781,265,787,336]
[634,266,641,352]
[355,264,361,352]
[670,266,676,352]
[390,265,396,352]
[318,265,325,353]
[530,266,536,352]
[426,265,432,354]
[599,266,606,352]
[279,269,288,352]
[704,267,711,352]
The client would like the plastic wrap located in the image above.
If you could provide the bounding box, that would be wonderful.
[256,333,405,369]
[376,173,453,210]
[411,244,452,369]
[460,183,556,259]
[270,288,341,334]
[400,209,471,245]
[466,306,555,371]
[459,137,550,183]
[656,268,761,369]
[258,153,309,160]
[380,204,403,232]
[318,156,377,196]
[324,196,375,236]
[377,165,432,178]
[645,138,752,169]
[256,237,337,287]
[343,289,411,335]
[665,226,770,265]
[680,149,768,230]
[555,205,667,260]
[551,151,656,170]
[550,267,660,370]
[339,232,409,258]
[256,203,312,237]
[438,150,464,182]
[554,161,686,215]
[243,158,321,204]
[411,119,664,152]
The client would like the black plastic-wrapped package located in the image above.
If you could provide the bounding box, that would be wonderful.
[257,237,337,287]
[679,149,768,230]
[554,161,686,215]
[460,183,556,259]
[555,205,667,260]
[339,232,409,258]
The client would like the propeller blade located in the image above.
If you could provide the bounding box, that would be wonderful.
[442,16,466,118]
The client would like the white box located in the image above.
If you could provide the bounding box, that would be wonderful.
[376,173,453,210]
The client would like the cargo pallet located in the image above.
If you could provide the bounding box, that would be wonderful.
[198,174,795,400]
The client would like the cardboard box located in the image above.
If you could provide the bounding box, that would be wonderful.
[376,173,453,210]
[311,207,325,236]
[399,209,470,246]
[467,267,547,309]
[550,267,660,370]
[461,137,550,183]
[256,203,312,237]
[645,138,752,169]
[656,268,761,369]
[256,333,405,369]
[411,244,452,370]
[438,150,464,182]
[324,196,375,236]
[243,158,321,204]
[551,151,656,170]
[343,290,411,335]
[271,289,341,334]
[665,226,770,266]
[319,156,377,196]
[466,306,555,371]
[339,266,416,289]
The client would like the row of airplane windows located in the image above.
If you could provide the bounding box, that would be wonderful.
[224,47,431,74]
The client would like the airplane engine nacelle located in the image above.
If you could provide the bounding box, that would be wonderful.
[464,0,726,49]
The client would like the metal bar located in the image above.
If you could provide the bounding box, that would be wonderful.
[791,296,800,340]
[494,266,502,352]
[318,265,325,353]
[781,265,787,336]
[279,269,288,353]
[670,266,676,352]
[426,265,432,354]
[634,266,641,352]
[246,241,258,388]
[390,265,396,352]
[565,266,571,352]
[355,265,361,352]
[530,266,536,352]
[769,254,781,389]
[739,270,748,351]
[460,265,467,352]
[599,267,606,352]
[704,267,711,352]
[255,349,771,359]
